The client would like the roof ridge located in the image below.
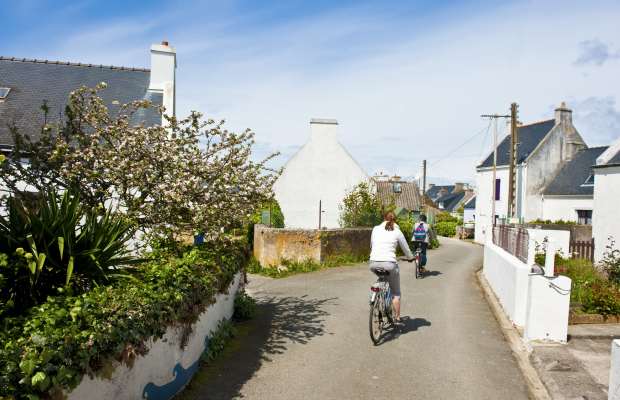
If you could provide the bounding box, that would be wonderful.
[581,145,610,150]
[0,56,150,72]
[518,118,555,128]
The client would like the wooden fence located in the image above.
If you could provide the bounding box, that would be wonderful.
[569,238,595,263]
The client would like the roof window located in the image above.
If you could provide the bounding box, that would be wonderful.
[393,183,402,193]
[582,173,594,186]
[0,88,11,102]
[506,142,522,155]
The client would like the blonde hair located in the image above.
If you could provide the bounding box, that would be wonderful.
[384,211,397,231]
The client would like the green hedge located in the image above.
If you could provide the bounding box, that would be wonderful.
[436,221,457,237]
[0,242,248,400]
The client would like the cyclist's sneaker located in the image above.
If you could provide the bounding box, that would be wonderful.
[393,319,405,326]
[420,267,426,273]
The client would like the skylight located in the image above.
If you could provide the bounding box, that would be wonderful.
[506,142,522,155]
[0,88,10,100]
[582,174,594,185]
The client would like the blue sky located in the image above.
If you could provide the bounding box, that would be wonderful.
[4,0,620,186]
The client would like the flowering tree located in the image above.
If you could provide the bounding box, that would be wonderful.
[0,83,280,246]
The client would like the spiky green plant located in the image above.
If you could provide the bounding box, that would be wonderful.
[0,188,141,314]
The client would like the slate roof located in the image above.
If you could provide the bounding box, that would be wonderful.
[0,57,163,147]
[477,119,556,168]
[375,181,423,211]
[543,147,608,196]
[426,185,455,200]
[606,150,620,166]
[463,195,476,209]
[435,192,466,212]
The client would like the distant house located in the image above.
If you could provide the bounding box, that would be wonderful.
[541,147,608,225]
[273,119,370,229]
[0,42,176,149]
[474,103,587,243]
[463,195,476,223]
[426,184,458,201]
[435,190,474,217]
[375,176,423,213]
[592,137,620,261]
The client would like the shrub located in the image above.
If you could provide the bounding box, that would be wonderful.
[338,182,394,228]
[436,221,457,237]
[0,189,140,316]
[601,237,620,285]
[234,289,256,321]
[582,285,620,315]
[436,212,458,223]
[0,240,248,399]
[529,218,580,225]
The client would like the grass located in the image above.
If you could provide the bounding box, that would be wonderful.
[247,253,369,279]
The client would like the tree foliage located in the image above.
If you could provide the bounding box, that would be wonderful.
[338,182,395,227]
[0,84,281,247]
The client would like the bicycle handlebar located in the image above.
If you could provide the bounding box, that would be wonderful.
[398,257,414,263]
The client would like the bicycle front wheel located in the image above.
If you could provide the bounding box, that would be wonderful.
[369,301,382,344]
[415,258,420,279]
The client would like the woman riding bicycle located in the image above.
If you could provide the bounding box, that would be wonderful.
[369,211,413,326]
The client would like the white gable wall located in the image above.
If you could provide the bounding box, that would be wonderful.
[593,165,620,261]
[273,119,370,229]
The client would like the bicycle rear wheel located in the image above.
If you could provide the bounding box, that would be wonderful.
[415,258,420,279]
[369,301,382,344]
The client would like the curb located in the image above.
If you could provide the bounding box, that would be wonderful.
[477,271,551,400]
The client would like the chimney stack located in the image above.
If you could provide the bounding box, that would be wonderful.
[453,182,464,192]
[309,119,338,142]
[149,42,177,122]
[428,183,435,189]
[392,175,401,181]
[555,101,572,126]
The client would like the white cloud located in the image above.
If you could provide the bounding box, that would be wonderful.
[573,39,620,67]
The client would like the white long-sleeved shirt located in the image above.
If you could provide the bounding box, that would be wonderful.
[370,221,413,262]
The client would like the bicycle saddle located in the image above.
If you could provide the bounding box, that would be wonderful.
[373,268,390,277]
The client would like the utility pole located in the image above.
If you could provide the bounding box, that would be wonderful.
[508,103,519,219]
[422,160,427,196]
[481,112,510,227]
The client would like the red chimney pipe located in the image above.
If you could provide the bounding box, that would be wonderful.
[561,102,565,108]
[162,41,169,46]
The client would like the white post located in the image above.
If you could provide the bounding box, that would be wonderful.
[545,237,556,277]
[527,232,536,267]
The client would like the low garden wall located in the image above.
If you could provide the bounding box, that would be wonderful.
[66,272,243,400]
[512,223,592,243]
[483,232,529,326]
[254,224,372,266]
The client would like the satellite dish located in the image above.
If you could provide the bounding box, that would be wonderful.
[414,171,422,181]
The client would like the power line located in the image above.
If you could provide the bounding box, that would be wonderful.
[427,119,493,167]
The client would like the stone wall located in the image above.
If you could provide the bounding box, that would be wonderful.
[254,224,372,266]
[511,223,592,242]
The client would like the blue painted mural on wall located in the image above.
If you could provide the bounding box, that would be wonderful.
[141,317,227,400]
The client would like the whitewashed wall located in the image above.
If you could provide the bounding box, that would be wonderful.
[527,229,570,257]
[593,165,620,262]
[273,119,370,229]
[474,165,524,243]
[66,272,243,400]
[542,195,593,224]
[524,274,571,343]
[609,340,620,400]
[482,230,530,326]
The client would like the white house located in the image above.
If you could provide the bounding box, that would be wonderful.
[592,137,620,261]
[463,195,476,223]
[273,119,370,228]
[474,103,587,243]
[541,146,607,224]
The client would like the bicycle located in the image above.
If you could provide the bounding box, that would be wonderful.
[369,259,413,344]
[413,247,423,279]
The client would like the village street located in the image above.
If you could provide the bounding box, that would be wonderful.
[188,238,531,400]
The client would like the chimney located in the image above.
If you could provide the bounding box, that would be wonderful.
[392,175,401,181]
[453,182,464,192]
[555,101,572,126]
[438,188,447,197]
[149,42,177,121]
[310,119,338,142]
[428,183,435,189]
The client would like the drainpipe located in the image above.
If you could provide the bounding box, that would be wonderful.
[541,194,545,221]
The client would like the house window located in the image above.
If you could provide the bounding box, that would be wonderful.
[495,179,500,201]
[582,174,594,185]
[438,201,444,209]
[505,143,522,155]
[393,183,402,193]
[577,210,592,225]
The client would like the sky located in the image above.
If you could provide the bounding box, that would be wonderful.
[3,0,620,187]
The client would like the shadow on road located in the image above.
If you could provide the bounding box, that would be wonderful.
[420,270,442,278]
[186,294,337,400]
[374,317,431,346]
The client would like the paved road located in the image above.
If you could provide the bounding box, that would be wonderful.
[190,238,531,400]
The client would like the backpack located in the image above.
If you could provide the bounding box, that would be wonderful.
[413,223,427,241]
